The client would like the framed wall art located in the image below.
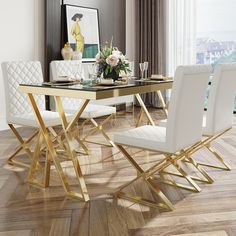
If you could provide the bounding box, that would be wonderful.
[65,5,100,62]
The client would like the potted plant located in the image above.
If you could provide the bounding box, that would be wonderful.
[95,41,131,84]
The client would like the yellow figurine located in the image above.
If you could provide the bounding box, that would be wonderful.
[71,13,84,55]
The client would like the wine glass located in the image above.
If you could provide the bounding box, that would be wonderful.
[144,61,149,79]
[139,63,145,80]
[71,63,79,80]
[87,63,97,84]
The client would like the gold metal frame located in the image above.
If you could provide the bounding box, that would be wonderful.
[135,91,168,127]
[27,94,89,201]
[81,114,116,148]
[7,124,39,168]
[184,128,231,171]
[115,142,212,210]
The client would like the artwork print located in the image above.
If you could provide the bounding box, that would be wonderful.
[66,5,100,61]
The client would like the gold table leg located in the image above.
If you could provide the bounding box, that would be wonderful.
[27,132,45,188]
[135,90,168,127]
[28,93,86,201]
[135,94,155,126]
[156,90,168,116]
[54,96,90,201]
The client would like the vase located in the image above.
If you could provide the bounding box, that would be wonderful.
[104,69,119,81]
[61,42,73,60]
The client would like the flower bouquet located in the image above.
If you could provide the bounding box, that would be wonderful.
[95,41,131,82]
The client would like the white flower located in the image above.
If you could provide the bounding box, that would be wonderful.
[95,53,101,62]
[106,55,119,67]
[112,50,121,58]
[120,55,126,62]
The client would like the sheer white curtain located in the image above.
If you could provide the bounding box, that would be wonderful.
[166,0,197,77]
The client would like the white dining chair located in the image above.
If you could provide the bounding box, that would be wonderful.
[1,61,72,170]
[185,63,236,171]
[113,65,211,210]
[50,60,116,150]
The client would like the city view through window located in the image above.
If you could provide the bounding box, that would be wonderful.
[196,0,236,68]
[196,0,236,110]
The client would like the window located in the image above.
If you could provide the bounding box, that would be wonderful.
[196,0,236,111]
[196,0,236,69]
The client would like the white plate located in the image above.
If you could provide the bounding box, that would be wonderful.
[54,76,71,83]
[100,79,114,85]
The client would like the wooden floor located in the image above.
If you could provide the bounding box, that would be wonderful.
[0,108,236,236]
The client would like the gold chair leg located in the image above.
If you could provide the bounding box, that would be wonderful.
[82,115,116,148]
[116,145,174,210]
[203,144,231,170]
[184,154,214,183]
[8,124,39,168]
[186,129,231,171]
[161,154,201,193]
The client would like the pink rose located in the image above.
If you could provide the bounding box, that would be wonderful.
[106,55,119,67]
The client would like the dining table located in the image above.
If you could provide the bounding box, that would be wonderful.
[19,78,173,202]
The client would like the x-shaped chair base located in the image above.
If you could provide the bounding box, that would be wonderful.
[7,124,39,169]
[115,142,214,210]
[81,114,116,148]
[183,128,231,171]
[116,145,174,210]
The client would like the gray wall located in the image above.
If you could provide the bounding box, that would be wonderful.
[64,0,126,52]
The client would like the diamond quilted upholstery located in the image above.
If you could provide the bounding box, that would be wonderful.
[1,61,45,123]
[50,60,83,110]
[51,60,83,79]
[9,110,74,128]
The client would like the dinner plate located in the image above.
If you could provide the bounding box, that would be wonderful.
[53,76,72,83]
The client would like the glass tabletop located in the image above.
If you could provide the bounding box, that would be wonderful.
[20,78,173,92]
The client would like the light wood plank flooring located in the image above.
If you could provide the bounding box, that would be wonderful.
[0,108,236,236]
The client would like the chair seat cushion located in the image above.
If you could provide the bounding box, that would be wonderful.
[8,110,73,128]
[114,125,171,152]
[65,104,116,119]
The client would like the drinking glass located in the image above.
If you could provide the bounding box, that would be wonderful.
[72,62,83,81]
[144,61,149,79]
[139,63,145,80]
[87,63,97,84]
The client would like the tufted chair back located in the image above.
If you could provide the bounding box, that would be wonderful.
[204,63,236,135]
[50,60,84,111]
[166,65,211,152]
[50,60,83,79]
[1,61,45,123]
